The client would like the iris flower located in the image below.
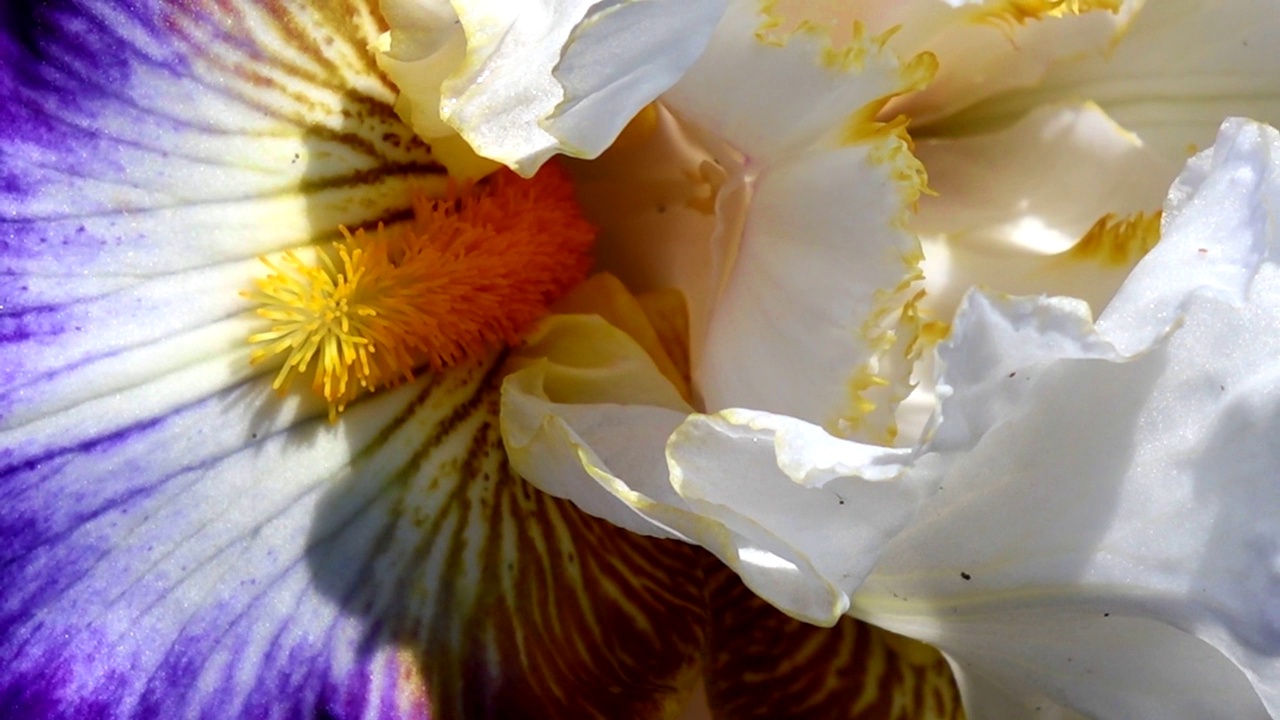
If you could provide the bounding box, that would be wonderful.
[374,0,1280,717]
[0,1,962,718]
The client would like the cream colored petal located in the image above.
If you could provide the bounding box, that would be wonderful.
[941,0,1280,166]
[374,0,464,139]
[915,103,1171,321]
[566,106,726,380]
[501,281,864,626]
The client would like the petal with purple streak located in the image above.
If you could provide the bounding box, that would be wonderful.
[1,2,708,717]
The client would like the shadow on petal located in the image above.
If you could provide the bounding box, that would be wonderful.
[703,563,964,720]
[305,356,712,719]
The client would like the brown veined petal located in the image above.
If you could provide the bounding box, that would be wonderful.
[701,563,964,720]
[308,356,711,719]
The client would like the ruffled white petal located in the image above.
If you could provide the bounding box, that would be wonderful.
[896,0,1137,126]
[854,118,1280,717]
[632,1,937,440]
[397,0,727,175]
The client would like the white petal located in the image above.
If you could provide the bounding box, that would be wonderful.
[856,119,1280,718]
[1099,118,1280,354]
[667,409,929,625]
[932,611,1265,720]
[438,0,726,175]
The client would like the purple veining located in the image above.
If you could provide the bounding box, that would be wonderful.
[0,381,423,718]
[0,2,446,716]
[1,0,195,412]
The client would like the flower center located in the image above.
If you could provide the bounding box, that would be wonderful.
[244,163,595,419]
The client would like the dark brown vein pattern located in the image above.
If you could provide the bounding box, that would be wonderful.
[704,563,966,720]
[308,356,708,718]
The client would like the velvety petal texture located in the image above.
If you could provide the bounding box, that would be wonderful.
[2,2,710,717]
[854,119,1280,718]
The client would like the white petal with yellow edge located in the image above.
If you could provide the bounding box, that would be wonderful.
[662,1,937,164]
[649,0,937,441]
[763,0,1139,127]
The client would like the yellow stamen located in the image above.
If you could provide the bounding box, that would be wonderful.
[244,163,595,420]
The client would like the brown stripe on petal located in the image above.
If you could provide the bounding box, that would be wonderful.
[307,356,709,720]
[163,0,450,253]
[703,564,964,720]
